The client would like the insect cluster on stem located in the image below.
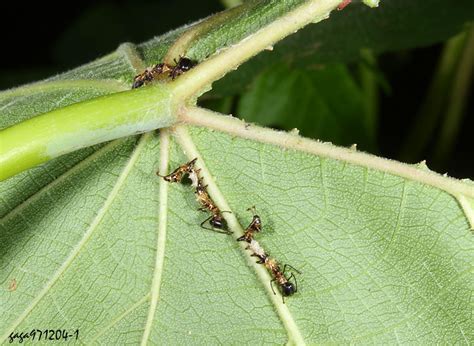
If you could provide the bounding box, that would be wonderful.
[158,159,301,302]
[238,207,300,301]
[132,56,197,89]
[157,158,229,234]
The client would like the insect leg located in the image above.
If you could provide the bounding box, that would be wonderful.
[251,254,265,264]
[200,215,213,229]
[270,279,276,295]
[283,263,302,275]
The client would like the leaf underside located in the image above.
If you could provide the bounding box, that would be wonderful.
[1,127,473,343]
[1,0,474,343]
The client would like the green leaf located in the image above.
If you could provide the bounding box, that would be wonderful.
[211,0,474,96]
[1,0,474,344]
[237,63,376,151]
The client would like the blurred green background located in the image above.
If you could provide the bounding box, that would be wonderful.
[1,0,472,178]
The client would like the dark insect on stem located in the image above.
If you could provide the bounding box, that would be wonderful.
[156,158,230,234]
[237,209,300,302]
[194,177,231,234]
[132,63,171,89]
[131,56,197,88]
[237,206,262,242]
[170,57,197,80]
[267,259,301,302]
[156,158,197,183]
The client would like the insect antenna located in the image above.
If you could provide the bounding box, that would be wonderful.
[247,205,257,213]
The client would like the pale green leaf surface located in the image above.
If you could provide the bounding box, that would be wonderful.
[187,126,473,343]
[0,144,104,219]
[1,125,473,343]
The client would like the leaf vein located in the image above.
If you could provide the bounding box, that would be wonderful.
[1,140,125,223]
[0,134,148,343]
[141,130,171,345]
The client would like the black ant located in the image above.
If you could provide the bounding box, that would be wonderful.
[169,57,197,79]
[132,56,197,88]
[265,258,301,300]
[252,248,300,302]
[237,209,300,302]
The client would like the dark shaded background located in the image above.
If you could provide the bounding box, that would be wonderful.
[1,0,472,178]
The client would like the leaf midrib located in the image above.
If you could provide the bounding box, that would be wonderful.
[173,126,306,345]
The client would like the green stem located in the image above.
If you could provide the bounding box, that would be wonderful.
[0,84,175,181]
